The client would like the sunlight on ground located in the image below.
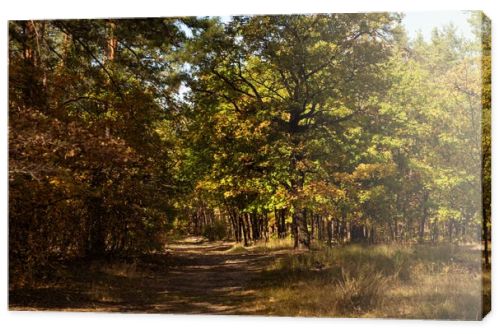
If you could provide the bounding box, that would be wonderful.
[10,239,489,320]
[249,242,486,320]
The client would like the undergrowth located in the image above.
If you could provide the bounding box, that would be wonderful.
[251,242,485,320]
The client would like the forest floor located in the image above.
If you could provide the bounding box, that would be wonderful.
[9,236,288,314]
[9,237,489,319]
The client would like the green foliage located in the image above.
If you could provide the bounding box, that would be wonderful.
[8,12,490,287]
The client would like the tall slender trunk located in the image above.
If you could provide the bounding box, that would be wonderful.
[263,212,269,242]
[288,113,310,249]
[317,215,323,241]
[274,209,281,238]
[310,212,315,240]
[280,209,287,238]
[448,220,454,243]
[104,19,117,137]
[244,213,253,245]
[240,215,249,246]
[418,191,429,243]
[432,220,439,243]
[327,219,333,248]
[302,208,310,247]
[227,206,239,242]
[483,206,489,267]
[292,215,299,248]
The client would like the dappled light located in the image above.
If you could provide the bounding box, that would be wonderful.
[8,12,490,319]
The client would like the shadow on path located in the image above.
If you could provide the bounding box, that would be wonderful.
[10,237,282,315]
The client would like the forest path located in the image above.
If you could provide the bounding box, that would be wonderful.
[151,237,280,314]
[10,237,284,314]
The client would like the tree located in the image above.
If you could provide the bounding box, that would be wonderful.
[9,13,490,288]
[9,18,188,283]
[185,14,401,248]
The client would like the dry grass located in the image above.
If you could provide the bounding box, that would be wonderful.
[226,238,294,254]
[91,260,139,278]
[251,242,487,320]
[10,238,488,319]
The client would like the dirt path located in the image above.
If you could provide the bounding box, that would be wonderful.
[10,237,282,314]
[153,237,280,314]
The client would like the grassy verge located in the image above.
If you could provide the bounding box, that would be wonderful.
[250,242,486,320]
[225,238,295,254]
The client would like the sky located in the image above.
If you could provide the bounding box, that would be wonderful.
[219,11,475,41]
[402,10,474,41]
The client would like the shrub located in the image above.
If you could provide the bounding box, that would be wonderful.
[336,265,390,313]
[202,221,227,241]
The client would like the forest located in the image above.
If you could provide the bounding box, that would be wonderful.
[9,12,490,319]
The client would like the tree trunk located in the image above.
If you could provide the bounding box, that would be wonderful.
[418,191,429,243]
[240,215,249,246]
[292,213,299,248]
[244,213,253,245]
[302,209,310,247]
[280,209,287,238]
[263,212,269,242]
[317,215,323,241]
[418,217,426,243]
[293,208,310,249]
[227,207,239,242]
[310,212,315,240]
[86,197,106,258]
[483,206,489,267]
[274,209,281,238]
[327,219,333,248]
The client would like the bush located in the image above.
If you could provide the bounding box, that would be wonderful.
[202,221,227,241]
[336,265,389,313]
